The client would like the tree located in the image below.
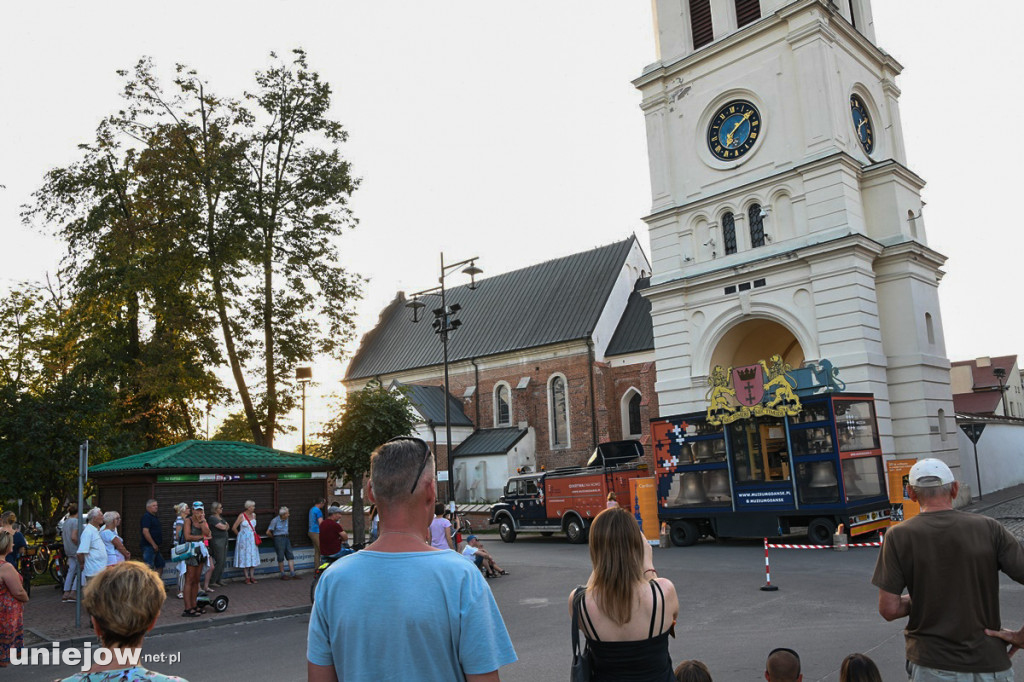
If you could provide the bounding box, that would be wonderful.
[211,412,254,442]
[318,381,417,543]
[25,50,363,449]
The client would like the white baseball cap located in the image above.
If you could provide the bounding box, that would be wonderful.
[909,458,955,488]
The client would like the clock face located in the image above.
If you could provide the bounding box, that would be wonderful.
[707,100,762,161]
[850,94,874,154]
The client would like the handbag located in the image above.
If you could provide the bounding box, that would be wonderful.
[570,586,593,682]
[247,515,262,546]
[171,542,194,562]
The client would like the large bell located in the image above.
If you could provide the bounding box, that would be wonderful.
[808,461,838,488]
[695,441,714,461]
[706,469,731,502]
[681,472,707,504]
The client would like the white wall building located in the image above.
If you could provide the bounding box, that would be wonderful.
[636,0,961,477]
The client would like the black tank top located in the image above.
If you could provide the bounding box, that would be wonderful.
[578,581,675,682]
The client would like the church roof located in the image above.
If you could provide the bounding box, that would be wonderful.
[345,237,639,380]
[396,382,474,427]
[605,277,654,357]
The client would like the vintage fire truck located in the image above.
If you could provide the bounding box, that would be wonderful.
[488,441,646,544]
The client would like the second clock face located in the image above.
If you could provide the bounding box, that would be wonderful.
[850,94,874,154]
[707,100,762,161]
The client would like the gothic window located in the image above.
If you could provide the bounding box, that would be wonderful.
[749,204,765,248]
[494,383,511,426]
[690,0,714,49]
[625,391,643,437]
[723,212,737,255]
[549,375,570,448]
[735,0,761,28]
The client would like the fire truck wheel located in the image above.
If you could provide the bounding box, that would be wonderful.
[566,517,588,544]
[498,518,517,543]
[807,517,836,546]
[670,521,699,547]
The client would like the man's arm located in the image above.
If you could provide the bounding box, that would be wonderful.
[878,589,911,621]
[142,527,157,549]
[308,662,338,682]
[986,626,1024,657]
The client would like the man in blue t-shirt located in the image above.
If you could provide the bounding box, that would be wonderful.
[307,438,517,681]
[140,499,164,572]
[308,497,325,568]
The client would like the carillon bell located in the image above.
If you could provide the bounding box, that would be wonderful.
[681,472,707,504]
[706,469,731,502]
[808,461,838,488]
[695,441,714,461]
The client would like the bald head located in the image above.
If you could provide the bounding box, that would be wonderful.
[765,648,801,682]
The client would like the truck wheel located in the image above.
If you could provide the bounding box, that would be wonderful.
[670,521,700,547]
[498,518,517,543]
[807,517,836,545]
[566,517,588,544]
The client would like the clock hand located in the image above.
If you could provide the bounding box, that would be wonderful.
[724,111,754,148]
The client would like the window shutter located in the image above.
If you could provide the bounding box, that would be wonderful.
[690,0,714,49]
[735,0,761,28]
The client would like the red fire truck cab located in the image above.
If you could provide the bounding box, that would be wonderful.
[488,441,647,543]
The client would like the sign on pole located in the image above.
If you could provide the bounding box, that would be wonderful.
[960,422,986,444]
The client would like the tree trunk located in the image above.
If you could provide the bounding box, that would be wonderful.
[262,224,276,448]
[210,267,264,445]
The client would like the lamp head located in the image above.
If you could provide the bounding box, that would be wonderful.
[463,261,482,290]
[405,297,426,323]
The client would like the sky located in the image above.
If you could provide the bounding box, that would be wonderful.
[2,2,1021,450]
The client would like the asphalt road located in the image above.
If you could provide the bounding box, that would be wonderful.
[11,534,1024,681]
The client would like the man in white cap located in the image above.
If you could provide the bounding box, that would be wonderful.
[872,458,1024,680]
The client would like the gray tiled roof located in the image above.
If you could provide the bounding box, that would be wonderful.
[605,277,653,357]
[452,427,529,457]
[345,237,637,380]
[397,382,474,427]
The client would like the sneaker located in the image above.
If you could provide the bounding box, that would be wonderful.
[177,592,183,599]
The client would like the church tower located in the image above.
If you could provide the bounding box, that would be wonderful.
[636,0,960,472]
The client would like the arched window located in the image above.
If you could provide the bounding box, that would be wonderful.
[549,375,570,448]
[494,383,511,426]
[622,389,643,438]
[749,203,765,248]
[723,212,737,255]
[925,313,935,345]
[938,409,947,442]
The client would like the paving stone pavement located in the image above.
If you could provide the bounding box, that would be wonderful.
[973,488,1024,540]
[22,569,312,645]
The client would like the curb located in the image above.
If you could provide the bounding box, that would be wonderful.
[34,605,312,648]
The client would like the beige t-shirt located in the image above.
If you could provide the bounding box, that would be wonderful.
[872,509,1024,672]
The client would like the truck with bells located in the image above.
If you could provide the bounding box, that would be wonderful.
[651,360,892,547]
[488,441,647,544]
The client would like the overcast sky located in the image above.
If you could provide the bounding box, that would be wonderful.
[2,2,1020,449]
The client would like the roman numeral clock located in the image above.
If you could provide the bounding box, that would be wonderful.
[707,100,761,160]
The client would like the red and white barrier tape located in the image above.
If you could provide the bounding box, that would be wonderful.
[760,534,883,590]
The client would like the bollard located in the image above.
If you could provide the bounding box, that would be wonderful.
[834,523,848,552]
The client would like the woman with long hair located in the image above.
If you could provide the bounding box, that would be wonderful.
[569,507,679,681]
[839,653,882,682]
[0,531,29,668]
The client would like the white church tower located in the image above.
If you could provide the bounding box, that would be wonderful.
[636,0,960,472]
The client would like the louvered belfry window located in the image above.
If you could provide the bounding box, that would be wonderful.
[690,0,714,49]
[723,212,738,255]
[735,0,761,28]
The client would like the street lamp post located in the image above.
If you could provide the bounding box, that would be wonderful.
[296,366,313,455]
[406,253,482,503]
[993,367,1008,417]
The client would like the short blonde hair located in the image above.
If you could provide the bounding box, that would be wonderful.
[244,500,256,511]
[82,562,165,649]
[174,502,188,516]
[0,531,11,555]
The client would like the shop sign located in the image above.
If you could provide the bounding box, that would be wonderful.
[707,355,803,425]
[157,474,199,482]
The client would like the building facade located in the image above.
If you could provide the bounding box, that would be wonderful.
[635,0,961,477]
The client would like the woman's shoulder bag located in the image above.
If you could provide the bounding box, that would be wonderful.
[570,585,592,682]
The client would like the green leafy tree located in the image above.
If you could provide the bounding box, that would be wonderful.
[211,412,255,442]
[318,381,417,543]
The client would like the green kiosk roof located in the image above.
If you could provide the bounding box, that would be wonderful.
[90,440,331,475]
